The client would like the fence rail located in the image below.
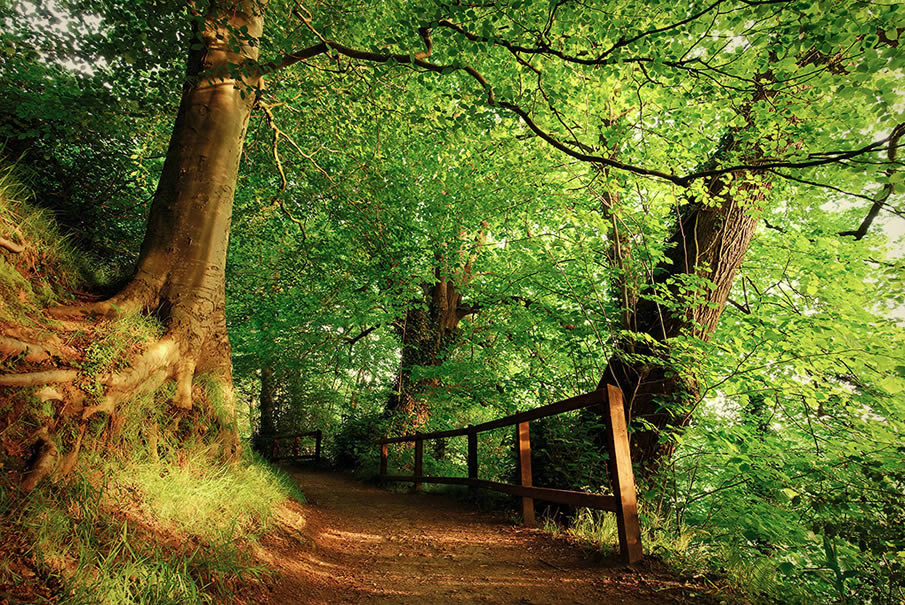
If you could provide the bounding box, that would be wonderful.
[378,384,643,564]
[263,430,322,464]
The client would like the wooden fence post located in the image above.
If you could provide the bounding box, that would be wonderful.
[315,429,322,465]
[604,385,644,565]
[517,421,535,527]
[380,442,388,478]
[414,433,423,492]
[467,425,478,484]
[294,434,301,459]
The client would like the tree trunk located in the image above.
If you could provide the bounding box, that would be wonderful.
[259,365,278,436]
[387,274,468,422]
[74,2,264,430]
[600,177,764,476]
[387,231,485,423]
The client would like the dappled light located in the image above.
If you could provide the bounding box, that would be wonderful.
[246,470,690,604]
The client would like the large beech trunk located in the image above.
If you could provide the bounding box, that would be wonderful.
[600,177,763,475]
[2,3,266,490]
[80,2,263,422]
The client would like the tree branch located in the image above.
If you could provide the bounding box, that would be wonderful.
[768,169,880,203]
[343,326,379,348]
[262,31,901,189]
[839,123,904,240]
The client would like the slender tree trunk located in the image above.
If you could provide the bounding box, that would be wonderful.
[259,365,277,436]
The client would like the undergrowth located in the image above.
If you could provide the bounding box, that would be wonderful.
[0,162,88,325]
[541,505,814,604]
[0,162,305,603]
[1,383,304,604]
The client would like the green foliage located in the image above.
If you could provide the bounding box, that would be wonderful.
[3,1,904,602]
[1,0,184,280]
[330,407,387,474]
[530,412,611,493]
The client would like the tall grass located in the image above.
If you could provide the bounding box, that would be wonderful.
[0,162,88,324]
[4,428,304,604]
[0,160,305,603]
[541,505,815,603]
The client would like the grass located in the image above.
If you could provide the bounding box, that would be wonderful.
[0,160,306,603]
[0,162,87,325]
[2,427,304,604]
[539,505,812,604]
[0,353,302,604]
[123,450,304,541]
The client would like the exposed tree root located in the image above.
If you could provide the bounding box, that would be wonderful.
[21,428,58,492]
[46,301,119,319]
[34,386,64,402]
[46,285,150,320]
[80,338,180,420]
[0,336,51,363]
[0,370,79,387]
[0,235,25,254]
[4,271,238,489]
[0,329,80,359]
[174,358,196,409]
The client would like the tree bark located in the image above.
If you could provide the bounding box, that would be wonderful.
[259,365,278,436]
[72,1,265,429]
[387,273,468,421]
[600,176,764,476]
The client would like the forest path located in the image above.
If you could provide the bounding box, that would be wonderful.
[248,468,712,604]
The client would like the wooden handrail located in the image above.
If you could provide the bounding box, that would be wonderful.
[377,385,643,565]
[263,429,323,464]
[377,391,602,444]
[380,475,618,511]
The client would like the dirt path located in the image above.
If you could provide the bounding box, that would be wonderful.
[249,469,713,604]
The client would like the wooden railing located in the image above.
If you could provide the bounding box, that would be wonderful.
[264,430,322,464]
[378,384,643,564]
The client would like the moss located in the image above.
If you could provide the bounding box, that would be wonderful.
[74,313,164,399]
